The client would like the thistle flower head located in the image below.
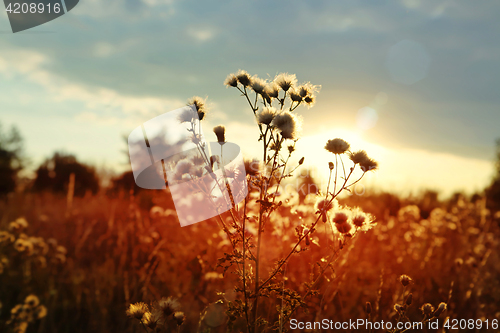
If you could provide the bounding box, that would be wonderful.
[289,88,303,102]
[257,106,277,125]
[359,157,378,172]
[158,297,180,318]
[35,305,47,319]
[126,302,149,320]
[187,96,208,121]
[315,197,334,212]
[349,150,369,164]
[213,125,226,143]
[400,274,412,287]
[141,312,157,329]
[421,303,434,316]
[332,211,349,224]
[433,302,447,317]
[274,72,297,92]
[25,295,40,308]
[173,311,185,326]
[335,221,352,234]
[272,111,301,140]
[298,82,319,98]
[236,69,252,87]
[325,138,350,154]
[303,95,316,108]
[224,73,238,87]
[250,76,267,94]
[264,83,279,98]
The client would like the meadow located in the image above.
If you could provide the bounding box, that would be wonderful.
[1,71,499,333]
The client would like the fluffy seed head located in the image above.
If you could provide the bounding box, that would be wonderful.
[359,157,378,172]
[187,96,208,121]
[257,106,277,125]
[272,111,301,140]
[352,214,367,227]
[332,211,349,224]
[236,69,252,87]
[298,82,318,98]
[303,95,316,107]
[315,197,334,212]
[126,302,149,320]
[274,73,297,91]
[289,89,303,102]
[264,83,279,98]
[158,297,180,318]
[325,138,350,154]
[213,125,226,143]
[335,222,352,234]
[349,150,369,164]
[250,76,267,94]
[224,74,238,87]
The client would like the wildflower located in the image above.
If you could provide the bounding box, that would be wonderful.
[9,221,20,232]
[288,145,295,154]
[213,125,226,143]
[303,95,316,107]
[298,82,318,98]
[25,295,40,308]
[335,222,352,234]
[272,111,301,140]
[274,73,297,91]
[16,217,29,228]
[332,212,349,224]
[359,157,378,172]
[224,73,238,87]
[420,303,434,316]
[264,83,279,98]
[190,154,205,166]
[126,302,149,320]
[35,305,47,319]
[349,150,369,164]
[257,106,277,125]
[173,311,185,326]
[158,297,180,318]
[400,274,412,287]
[0,231,14,243]
[14,239,27,252]
[250,76,267,94]
[236,69,252,87]
[325,138,350,154]
[141,311,157,329]
[187,96,208,121]
[289,88,302,102]
[433,302,447,317]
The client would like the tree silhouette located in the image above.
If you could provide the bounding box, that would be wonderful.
[33,152,99,197]
[0,123,23,195]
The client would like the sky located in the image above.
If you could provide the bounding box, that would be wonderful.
[0,0,499,197]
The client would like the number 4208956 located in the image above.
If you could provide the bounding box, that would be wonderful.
[6,3,61,14]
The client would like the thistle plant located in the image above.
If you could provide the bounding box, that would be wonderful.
[212,70,379,332]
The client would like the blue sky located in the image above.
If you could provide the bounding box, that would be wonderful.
[0,0,499,195]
